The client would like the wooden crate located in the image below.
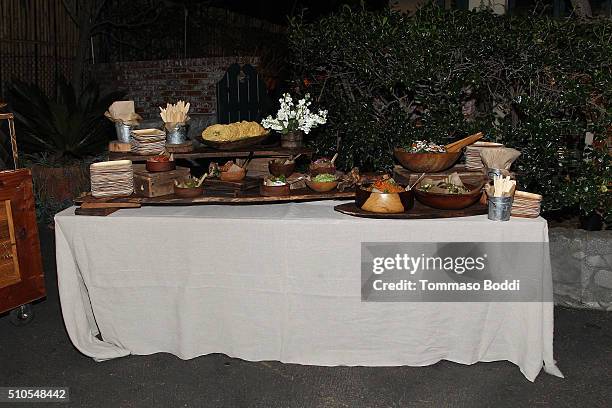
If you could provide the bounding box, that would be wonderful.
[0,169,45,314]
[133,165,190,197]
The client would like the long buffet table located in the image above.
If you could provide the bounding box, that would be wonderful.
[55,200,563,381]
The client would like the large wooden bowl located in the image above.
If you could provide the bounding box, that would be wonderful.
[394,148,461,173]
[309,164,336,176]
[355,184,414,214]
[306,179,338,193]
[174,185,204,198]
[220,168,247,182]
[269,161,296,177]
[414,183,483,210]
[202,134,269,150]
[260,183,290,197]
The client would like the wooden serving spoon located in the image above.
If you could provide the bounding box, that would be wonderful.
[445,132,484,153]
[196,173,208,187]
[330,153,338,165]
[240,152,255,169]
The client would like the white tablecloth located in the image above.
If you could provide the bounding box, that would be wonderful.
[55,201,563,381]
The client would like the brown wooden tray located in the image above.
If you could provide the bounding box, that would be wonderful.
[334,201,488,219]
[144,188,354,204]
[108,145,314,162]
[76,189,354,206]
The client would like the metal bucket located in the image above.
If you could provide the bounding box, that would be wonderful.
[486,167,506,181]
[280,131,303,148]
[488,196,513,221]
[166,123,189,145]
[115,122,133,143]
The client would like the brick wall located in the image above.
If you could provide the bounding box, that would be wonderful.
[91,57,260,121]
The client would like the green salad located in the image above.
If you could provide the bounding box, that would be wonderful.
[312,173,336,182]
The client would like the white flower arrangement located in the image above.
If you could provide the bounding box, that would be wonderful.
[261,93,327,135]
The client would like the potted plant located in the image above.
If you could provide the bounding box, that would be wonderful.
[261,93,327,148]
[7,77,125,219]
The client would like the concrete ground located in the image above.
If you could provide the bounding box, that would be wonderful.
[0,225,610,408]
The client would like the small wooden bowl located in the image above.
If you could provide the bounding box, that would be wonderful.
[414,183,483,210]
[306,179,338,193]
[355,185,414,214]
[269,161,296,177]
[146,160,176,172]
[309,164,336,176]
[394,148,461,173]
[260,183,290,197]
[220,168,247,182]
[174,185,204,198]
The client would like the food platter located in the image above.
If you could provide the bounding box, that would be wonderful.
[334,201,488,219]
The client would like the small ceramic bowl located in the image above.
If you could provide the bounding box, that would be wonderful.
[174,185,204,198]
[269,161,296,177]
[309,164,336,176]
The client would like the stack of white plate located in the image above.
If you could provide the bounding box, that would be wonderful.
[465,141,504,170]
[511,191,543,218]
[90,160,134,198]
[131,129,166,155]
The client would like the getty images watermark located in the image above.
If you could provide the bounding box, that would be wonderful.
[361,242,553,302]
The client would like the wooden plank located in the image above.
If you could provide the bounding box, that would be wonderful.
[76,189,354,206]
[109,141,131,153]
[80,202,141,209]
[204,176,260,191]
[143,189,355,204]
[77,195,143,205]
[109,146,314,162]
[0,199,21,289]
[75,207,119,216]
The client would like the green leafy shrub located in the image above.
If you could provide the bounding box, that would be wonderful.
[7,77,125,163]
[288,4,612,213]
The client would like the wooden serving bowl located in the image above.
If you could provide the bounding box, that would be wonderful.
[174,185,204,198]
[305,179,338,193]
[269,161,296,177]
[309,164,336,176]
[220,168,247,182]
[202,133,270,150]
[260,183,291,197]
[355,184,414,214]
[146,160,176,172]
[414,183,483,210]
[394,148,461,173]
